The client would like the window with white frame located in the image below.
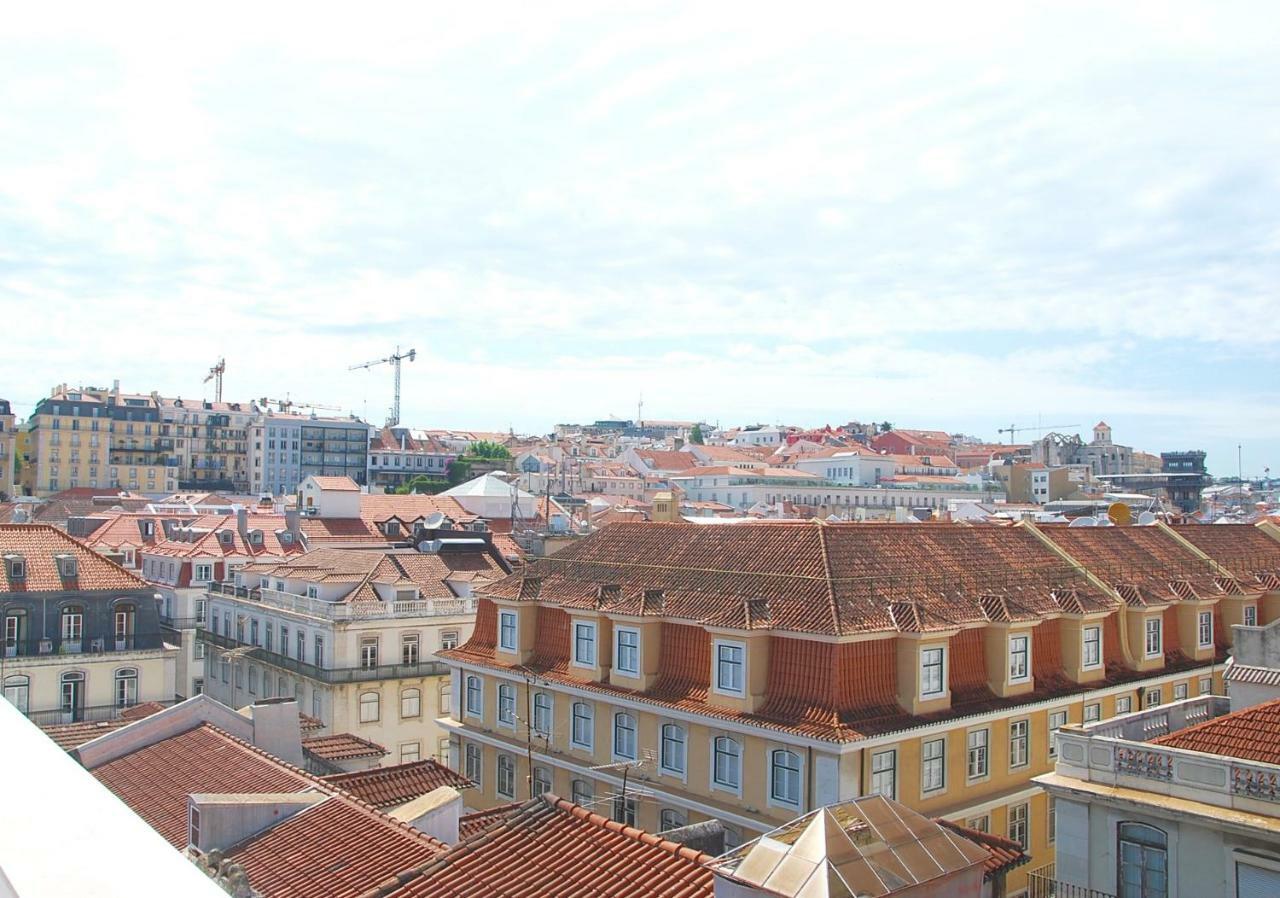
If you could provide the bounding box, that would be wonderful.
[713,736,742,790]
[532,692,552,737]
[1009,719,1029,768]
[1144,687,1161,709]
[965,815,989,834]
[1048,710,1068,758]
[496,754,516,798]
[571,779,593,807]
[497,683,516,726]
[532,766,552,797]
[1009,634,1030,682]
[401,687,421,719]
[660,723,686,776]
[465,743,482,784]
[715,641,745,696]
[1145,617,1162,657]
[399,742,420,763]
[359,691,380,722]
[1173,683,1188,701]
[498,611,517,651]
[1084,703,1101,723]
[1008,802,1029,850]
[869,749,897,800]
[613,712,637,760]
[1197,610,1212,648]
[1116,695,1132,715]
[920,647,945,698]
[1198,676,1212,695]
[465,676,482,717]
[441,630,459,650]
[572,622,597,666]
[1244,606,1258,627]
[771,749,802,806]
[1047,794,1057,843]
[967,729,989,779]
[615,627,640,676]
[402,633,419,666]
[360,637,379,670]
[921,738,945,793]
[193,563,212,582]
[660,808,686,831]
[612,795,637,826]
[571,702,594,749]
[1083,625,1102,669]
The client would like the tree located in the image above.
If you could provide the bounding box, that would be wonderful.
[878,421,893,433]
[447,458,473,486]
[394,475,448,495]
[689,423,705,445]
[469,440,511,460]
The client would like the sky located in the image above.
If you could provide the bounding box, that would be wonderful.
[1,2,1277,476]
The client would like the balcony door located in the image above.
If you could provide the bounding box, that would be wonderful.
[115,605,136,650]
[1118,822,1167,898]
[60,671,85,723]
[4,611,24,657]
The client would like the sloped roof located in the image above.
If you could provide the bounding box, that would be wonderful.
[1152,698,1280,765]
[388,793,715,898]
[441,473,535,500]
[307,476,360,491]
[0,524,148,592]
[710,795,988,898]
[302,733,389,761]
[324,759,472,808]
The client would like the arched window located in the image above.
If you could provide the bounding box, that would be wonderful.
[400,687,421,719]
[613,712,637,760]
[1117,823,1167,898]
[571,702,594,749]
[3,674,30,714]
[359,690,380,723]
[114,668,138,708]
[713,736,742,790]
[571,779,593,807]
[113,602,136,649]
[660,723,686,775]
[533,692,552,737]
[497,683,516,726]
[60,670,85,721]
[60,605,84,652]
[659,808,686,831]
[770,749,802,806]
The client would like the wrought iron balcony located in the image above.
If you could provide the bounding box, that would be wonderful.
[198,628,449,684]
[1028,864,1115,898]
[3,633,167,658]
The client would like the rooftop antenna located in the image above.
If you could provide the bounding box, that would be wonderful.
[349,346,416,427]
[204,358,226,403]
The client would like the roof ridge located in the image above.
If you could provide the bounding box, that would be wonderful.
[813,520,843,636]
[1151,696,1280,747]
[545,794,715,865]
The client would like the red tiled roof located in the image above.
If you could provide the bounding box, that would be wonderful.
[634,450,698,471]
[223,796,445,898]
[91,724,315,846]
[41,718,134,751]
[324,759,472,808]
[1040,525,1223,604]
[1172,524,1280,584]
[457,801,524,840]
[934,819,1029,880]
[1151,698,1280,765]
[308,476,361,491]
[0,523,148,592]
[389,794,715,898]
[303,733,389,761]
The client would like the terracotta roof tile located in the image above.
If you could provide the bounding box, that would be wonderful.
[324,759,472,808]
[303,733,389,761]
[1172,524,1280,584]
[391,794,714,898]
[308,476,361,491]
[1152,698,1280,765]
[934,819,1030,880]
[457,801,524,840]
[0,523,148,592]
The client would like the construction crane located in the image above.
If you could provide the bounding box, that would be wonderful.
[996,422,1080,444]
[204,358,226,403]
[349,346,416,427]
[258,396,341,414]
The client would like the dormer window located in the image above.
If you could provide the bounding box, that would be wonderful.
[384,521,401,537]
[3,555,25,581]
[55,554,78,579]
[280,532,293,545]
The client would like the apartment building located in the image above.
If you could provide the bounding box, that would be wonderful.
[0,398,15,499]
[1,524,176,724]
[249,410,371,496]
[157,396,254,492]
[368,427,457,491]
[26,384,179,497]
[201,541,510,767]
[440,521,1280,894]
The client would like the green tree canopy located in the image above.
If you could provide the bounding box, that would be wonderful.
[468,440,511,460]
[690,423,705,444]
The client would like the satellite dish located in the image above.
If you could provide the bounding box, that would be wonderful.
[1108,502,1132,526]
[424,511,446,529]
[1068,516,1098,528]
[1137,511,1158,525]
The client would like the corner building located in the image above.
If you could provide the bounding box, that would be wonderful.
[440,520,1280,895]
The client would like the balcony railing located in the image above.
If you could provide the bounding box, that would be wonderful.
[1028,865,1115,898]
[3,633,167,658]
[159,616,206,631]
[207,581,475,620]
[1055,696,1280,810]
[24,699,178,727]
[198,628,449,684]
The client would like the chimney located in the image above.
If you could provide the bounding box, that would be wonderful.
[236,506,249,541]
[284,508,300,540]
[388,786,463,844]
[187,792,327,854]
[247,698,304,766]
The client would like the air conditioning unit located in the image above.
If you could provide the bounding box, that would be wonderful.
[91,638,105,652]
[38,639,53,654]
